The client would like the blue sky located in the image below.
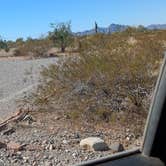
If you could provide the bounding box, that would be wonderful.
[0,0,166,40]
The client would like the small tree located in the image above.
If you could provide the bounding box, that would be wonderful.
[0,37,9,52]
[49,21,73,52]
[15,38,24,47]
[137,25,147,32]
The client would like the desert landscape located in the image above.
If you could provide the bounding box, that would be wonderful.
[0,23,165,165]
[1,1,166,165]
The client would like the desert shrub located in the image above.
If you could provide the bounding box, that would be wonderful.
[15,38,53,57]
[0,38,9,52]
[27,31,164,128]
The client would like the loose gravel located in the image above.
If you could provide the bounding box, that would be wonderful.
[0,57,143,166]
[0,57,58,122]
[0,112,142,166]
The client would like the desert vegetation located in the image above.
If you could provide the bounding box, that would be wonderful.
[0,22,75,58]
[13,37,54,57]
[1,24,166,132]
[1,24,166,166]
[21,28,166,136]
[0,37,9,52]
[49,21,73,53]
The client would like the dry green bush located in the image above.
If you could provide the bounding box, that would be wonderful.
[27,30,165,129]
[15,38,53,57]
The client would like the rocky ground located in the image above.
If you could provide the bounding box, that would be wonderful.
[0,110,143,166]
[0,56,144,166]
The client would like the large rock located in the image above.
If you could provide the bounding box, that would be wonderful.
[80,137,109,151]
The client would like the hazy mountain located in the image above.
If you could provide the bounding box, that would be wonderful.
[75,24,128,36]
[147,24,166,30]
[75,23,166,36]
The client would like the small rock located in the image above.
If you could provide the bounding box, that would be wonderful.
[49,155,54,160]
[3,128,16,135]
[126,128,130,132]
[62,140,68,144]
[0,141,7,149]
[34,130,38,133]
[16,151,22,155]
[26,144,42,151]
[54,116,61,120]
[44,161,52,166]
[135,140,141,146]
[65,149,69,153]
[43,155,49,160]
[49,144,54,150]
[49,140,54,144]
[7,142,22,151]
[64,130,68,134]
[42,140,48,144]
[110,142,124,152]
[74,133,80,139]
[32,162,37,166]
[72,152,77,158]
[23,115,35,124]
[84,156,89,160]
[23,157,29,163]
[45,145,50,150]
[126,136,130,141]
[0,159,4,166]
[80,137,109,151]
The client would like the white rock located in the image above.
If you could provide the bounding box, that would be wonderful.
[62,140,68,144]
[126,136,130,141]
[72,152,77,158]
[23,157,29,163]
[80,137,109,151]
[49,144,54,150]
[65,149,69,153]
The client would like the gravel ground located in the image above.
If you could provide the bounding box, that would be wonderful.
[0,57,143,166]
[0,57,58,123]
[0,111,142,166]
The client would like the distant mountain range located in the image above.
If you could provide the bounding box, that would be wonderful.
[75,24,166,36]
[147,24,166,30]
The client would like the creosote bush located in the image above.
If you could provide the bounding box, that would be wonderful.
[28,30,165,129]
[14,38,53,57]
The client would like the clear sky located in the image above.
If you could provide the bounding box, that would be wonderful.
[0,0,166,40]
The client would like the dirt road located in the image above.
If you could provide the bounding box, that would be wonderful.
[0,57,58,123]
